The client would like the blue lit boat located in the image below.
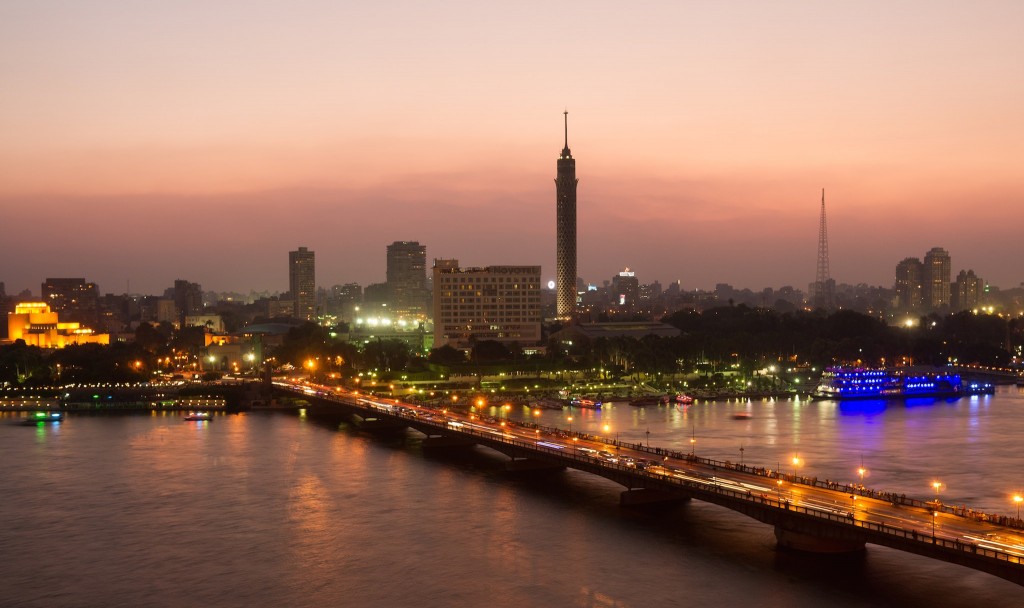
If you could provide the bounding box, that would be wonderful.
[815,367,967,400]
[23,410,65,424]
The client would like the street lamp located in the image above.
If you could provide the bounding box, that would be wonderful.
[689,426,696,458]
[646,428,650,448]
[1014,494,1023,520]
[567,415,573,436]
[932,481,942,503]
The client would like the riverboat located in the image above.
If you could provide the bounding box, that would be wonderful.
[568,397,602,409]
[22,410,64,424]
[184,412,212,421]
[814,367,992,400]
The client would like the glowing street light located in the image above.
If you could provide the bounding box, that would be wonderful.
[932,481,943,503]
[1014,494,1023,520]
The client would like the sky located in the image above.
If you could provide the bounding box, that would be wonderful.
[2,1,1023,297]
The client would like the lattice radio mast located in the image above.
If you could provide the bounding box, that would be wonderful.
[814,188,833,309]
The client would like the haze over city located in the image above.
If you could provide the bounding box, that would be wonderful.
[2,1,1022,295]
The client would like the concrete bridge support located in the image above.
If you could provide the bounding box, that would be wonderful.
[774,525,866,554]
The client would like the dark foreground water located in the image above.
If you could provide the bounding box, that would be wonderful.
[3,387,1024,607]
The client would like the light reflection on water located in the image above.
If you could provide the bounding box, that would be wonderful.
[1,388,1023,607]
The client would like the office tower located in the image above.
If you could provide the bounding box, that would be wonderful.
[172,279,204,326]
[386,241,427,318]
[923,247,951,310]
[555,111,578,320]
[289,247,316,321]
[432,259,542,349]
[42,278,100,327]
[611,269,640,308]
[811,189,834,309]
[894,257,924,311]
[952,269,983,311]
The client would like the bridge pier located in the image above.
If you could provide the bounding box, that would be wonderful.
[774,526,866,554]
[620,488,688,508]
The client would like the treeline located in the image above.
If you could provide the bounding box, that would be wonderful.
[1,306,1019,386]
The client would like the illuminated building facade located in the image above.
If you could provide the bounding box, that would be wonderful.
[289,246,316,321]
[6,302,109,348]
[555,111,578,320]
[432,259,542,349]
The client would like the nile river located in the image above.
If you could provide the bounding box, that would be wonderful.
[4,387,1024,607]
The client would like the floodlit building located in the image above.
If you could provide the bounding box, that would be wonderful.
[6,302,109,348]
[432,259,542,349]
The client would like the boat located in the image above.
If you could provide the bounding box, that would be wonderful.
[731,412,752,420]
[814,367,992,400]
[671,394,694,405]
[23,410,65,424]
[568,397,602,409]
[184,412,212,421]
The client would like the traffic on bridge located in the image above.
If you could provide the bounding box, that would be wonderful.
[276,378,1024,585]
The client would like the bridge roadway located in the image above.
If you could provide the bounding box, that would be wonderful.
[276,381,1024,586]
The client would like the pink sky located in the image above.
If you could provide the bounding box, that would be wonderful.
[2,1,1022,296]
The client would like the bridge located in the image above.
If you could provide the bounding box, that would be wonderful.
[275,381,1024,587]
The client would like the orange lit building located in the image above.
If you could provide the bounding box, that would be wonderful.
[5,302,110,348]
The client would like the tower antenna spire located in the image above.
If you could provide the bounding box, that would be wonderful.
[563,108,569,149]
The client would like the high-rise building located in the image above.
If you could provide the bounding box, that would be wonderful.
[555,111,578,320]
[894,257,924,312]
[923,247,951,310]
[42,278,99,327]
[172,279,203,326]
[611,269,640,308]
[952,269,984,311]
[289,247,316,321]
[432,259,542,349]
[386,241,427,319]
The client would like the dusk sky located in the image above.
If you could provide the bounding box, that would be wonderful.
[2,1,1022,297]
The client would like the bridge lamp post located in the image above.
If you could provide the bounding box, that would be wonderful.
[1014,494,1023,521]
[567,415,573,436]
[931,510,937,542]
[932,481,942,504]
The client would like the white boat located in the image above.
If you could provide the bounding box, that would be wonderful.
[184,412,212,421]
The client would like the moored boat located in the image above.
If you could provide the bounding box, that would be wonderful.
[184,411,212,421]
[813,367,992,401]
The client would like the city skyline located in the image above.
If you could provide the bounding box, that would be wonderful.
[3,1,1023,295]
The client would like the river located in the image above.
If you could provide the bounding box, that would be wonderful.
[3,386,1024,607]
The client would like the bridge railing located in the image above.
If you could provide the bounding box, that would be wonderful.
[294,387,1024,567]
